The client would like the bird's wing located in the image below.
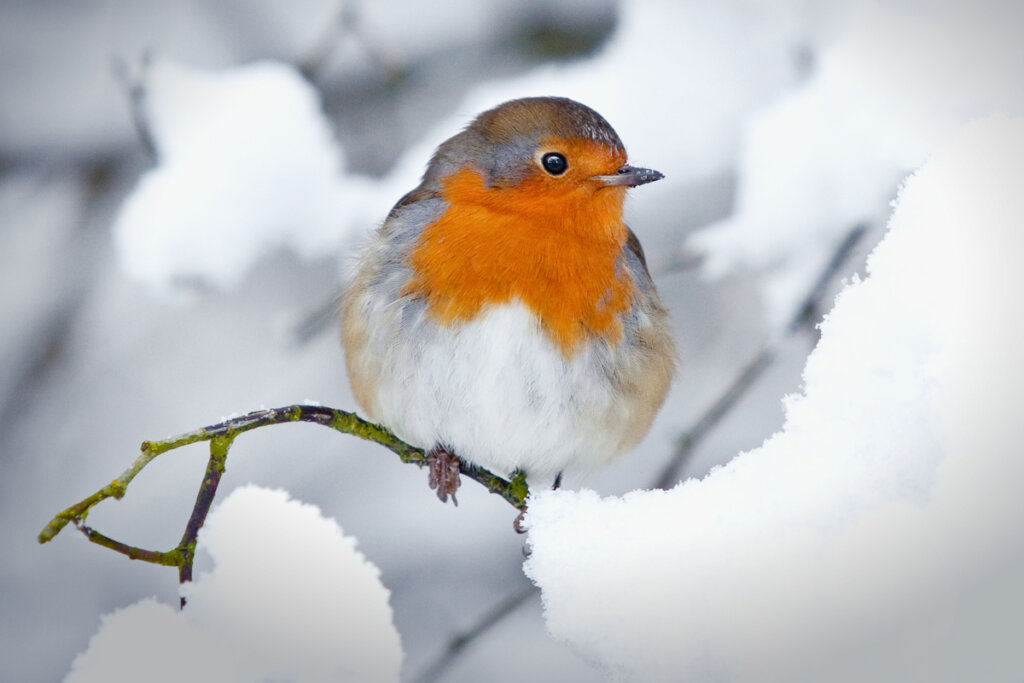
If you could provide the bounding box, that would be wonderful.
[386,186,441,221]
[625,226,651,276]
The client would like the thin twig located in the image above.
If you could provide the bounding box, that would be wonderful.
[72,521,182,566]
[175,435,231,603]
[298,0,405,84]
[111,52,156,160]
[653,223,869,488]
[38,406,529,585]
[785,224,868,335]
[410,584,538,683]
[297,2,350,82]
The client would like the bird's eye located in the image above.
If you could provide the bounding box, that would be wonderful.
[541,152,568,176]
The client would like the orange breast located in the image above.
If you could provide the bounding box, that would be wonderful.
[403,164,634,356]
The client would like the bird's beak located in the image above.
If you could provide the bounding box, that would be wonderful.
[594,164,664,188]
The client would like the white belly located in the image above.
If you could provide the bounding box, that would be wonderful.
[366,302,633,484]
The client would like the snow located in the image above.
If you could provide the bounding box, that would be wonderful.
[0,1,346,159]
[110,0,806,294]
[523,116,1024,682]
[689,0,1024,325]
[66,485,402,683]
[377,0,807,229]
[112,58,384,291]
[447,0,804,183]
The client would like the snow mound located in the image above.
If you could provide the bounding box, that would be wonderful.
[112,58,381,291]
[66,485,403,683]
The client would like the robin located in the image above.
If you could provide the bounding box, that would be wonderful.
[341,96,675,506]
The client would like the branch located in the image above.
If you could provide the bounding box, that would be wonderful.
[410,584,537,683]
[653,223,869,488]
[298,1,405,84]
[39,405,529,593]
[111,52,156,160]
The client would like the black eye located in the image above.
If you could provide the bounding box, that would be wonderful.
[541,152,568,175]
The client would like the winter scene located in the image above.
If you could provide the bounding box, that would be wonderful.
[2,1,1023,681]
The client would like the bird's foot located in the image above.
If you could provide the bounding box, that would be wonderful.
[427,446,461,506]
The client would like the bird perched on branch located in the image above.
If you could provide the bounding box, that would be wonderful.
[342,96,675,505]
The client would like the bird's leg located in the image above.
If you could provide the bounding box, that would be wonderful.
[427,445,461,506]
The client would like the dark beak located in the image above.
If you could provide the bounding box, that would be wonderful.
[594,164,664,188]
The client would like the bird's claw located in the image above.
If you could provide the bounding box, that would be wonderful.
[427,447,461,506]
[513,508,527,534]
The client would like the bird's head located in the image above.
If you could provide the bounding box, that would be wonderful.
[419,97,663,225]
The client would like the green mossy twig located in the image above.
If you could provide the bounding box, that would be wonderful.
[38,405,529,587]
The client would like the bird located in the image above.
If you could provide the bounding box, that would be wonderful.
[341,96,675,506]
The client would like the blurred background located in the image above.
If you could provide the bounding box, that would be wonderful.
[2,1,1020,681]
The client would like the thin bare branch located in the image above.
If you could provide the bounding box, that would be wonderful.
[654,223,869,488]
[298,0,405,84]
[786,224,869,335]
[175,435,231,602]
[410,584,537,683]
[72,521,182,566]
[111,52,156,160]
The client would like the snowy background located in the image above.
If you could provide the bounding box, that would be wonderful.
[3,1,1023,681]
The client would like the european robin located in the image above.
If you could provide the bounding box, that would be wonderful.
[341,96,675,505]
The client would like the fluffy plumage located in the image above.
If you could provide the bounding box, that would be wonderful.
[342,97,675,485]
